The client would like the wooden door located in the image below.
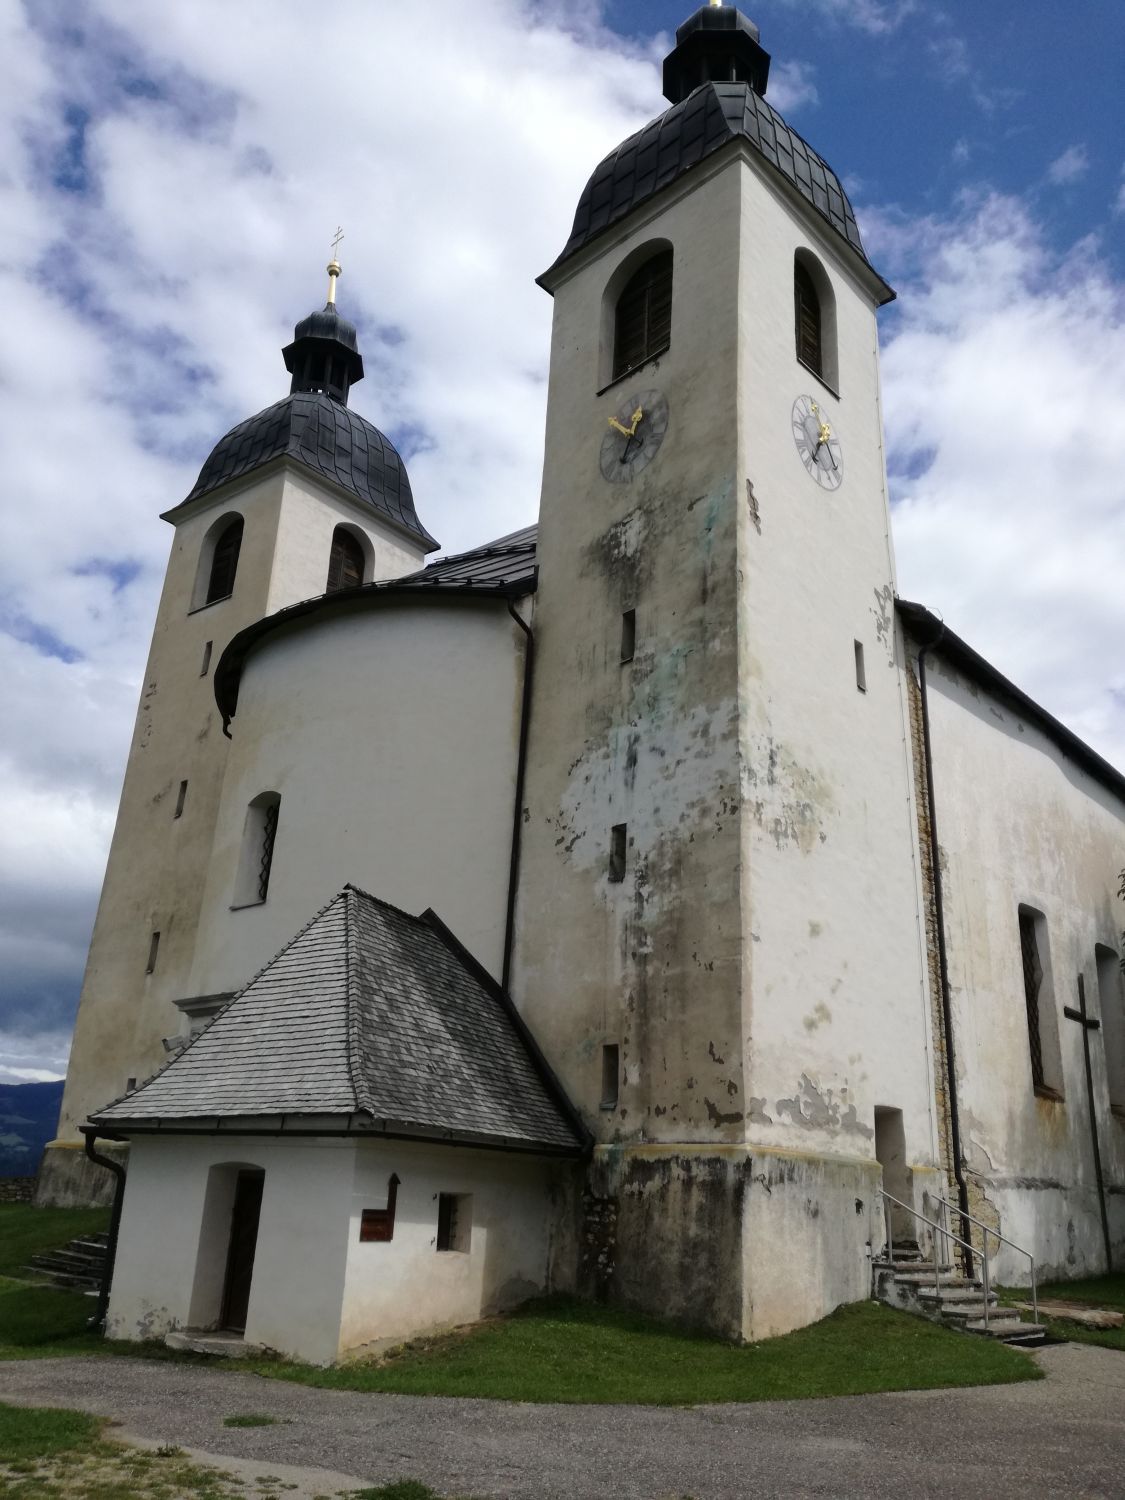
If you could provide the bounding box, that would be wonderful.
[221,1170,264,1333]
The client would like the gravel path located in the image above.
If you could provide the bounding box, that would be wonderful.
[1,1343,1122,1499]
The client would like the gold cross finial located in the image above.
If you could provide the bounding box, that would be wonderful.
[326,227,344,305]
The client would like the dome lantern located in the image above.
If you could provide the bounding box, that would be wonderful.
[663,4,771,104]
[281,252,365,405]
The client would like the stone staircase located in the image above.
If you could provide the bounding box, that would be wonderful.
[26,1231,108,1295]
[873,1236,1047,1347]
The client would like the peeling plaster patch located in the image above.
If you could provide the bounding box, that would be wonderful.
[557,698,740,880]
[743,735,835,854]
[775,1074,874,1137]
[808,920,823,938]
[870,583,893,651]
[705,1097,743,1127]
[746,478,761,535]
[708,1040,726,1064]
[802,1001,831,1033]
[747,1096,773,1125]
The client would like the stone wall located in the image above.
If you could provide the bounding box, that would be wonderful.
[0,1177,35,1203]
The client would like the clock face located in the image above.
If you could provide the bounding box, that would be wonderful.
[599,388,670,484]
[791,394,843,491]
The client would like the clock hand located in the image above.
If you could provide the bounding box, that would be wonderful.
[608,417,634,438]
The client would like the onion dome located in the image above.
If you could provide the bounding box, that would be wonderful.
[176,260,438,551]
[541,5,883,295]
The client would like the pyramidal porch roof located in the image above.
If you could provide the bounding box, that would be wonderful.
[87,887,587,1158]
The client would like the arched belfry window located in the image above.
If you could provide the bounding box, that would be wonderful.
[206,517,243,605]
[794,250,839,391]
[613,249,673,381]
[326,526,365,593]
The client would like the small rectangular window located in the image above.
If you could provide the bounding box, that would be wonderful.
[173,780,188,819]
[854,640,866,693]
[620,609,636,664]
[145,931,161,974]
[436,1193,471,1253]
[600,1044,620,1110]
[609,823,627,883]
[200,640,213,676]
[125,1077,137,1093]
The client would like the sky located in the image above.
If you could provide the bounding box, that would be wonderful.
[1,0,1124,1085]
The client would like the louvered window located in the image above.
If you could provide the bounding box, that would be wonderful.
[206,518,243,604]
[795,261,822,377]
[613,252,673,381]
[326,527,365,593]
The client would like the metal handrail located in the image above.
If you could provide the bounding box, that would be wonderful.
[935,1195,1038,1327]
[876,1187,992,1331]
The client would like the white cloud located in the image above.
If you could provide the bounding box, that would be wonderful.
[769,0,918,35]
[768,60,819,113]
[1045,144,1089,187]
[870,193,1125,767]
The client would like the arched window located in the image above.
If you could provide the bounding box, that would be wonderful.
[794,250,839,390]
[613,250,673,381]
[326,527,365,593]
[206,518,243,605]
[233,793,281,907]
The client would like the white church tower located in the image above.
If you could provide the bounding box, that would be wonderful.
[513,3,945,1337]
[40,263,437,1201]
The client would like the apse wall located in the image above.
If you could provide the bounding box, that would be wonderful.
[186,594,527,1000]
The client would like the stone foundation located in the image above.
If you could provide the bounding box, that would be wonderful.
[35,1140,128,1208]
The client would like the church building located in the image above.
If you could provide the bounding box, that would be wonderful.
[41,5,1124,1364]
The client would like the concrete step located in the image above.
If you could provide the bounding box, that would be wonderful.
[917,1286,996,1306]
[24,1266,101,1291]
[963,1317,1048,1345]
[165,1329,263,1359]
[30,1249,104,1273]
[891,1270,974,1287]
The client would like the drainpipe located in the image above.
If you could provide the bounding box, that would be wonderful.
[83,1130,126,1330]
[916,628,974,1276]
[502,598,534,994]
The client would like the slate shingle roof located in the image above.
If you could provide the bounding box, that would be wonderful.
[89,888,585,1156]
[396,526,538,592]
[178,393,438,551]
[545,82,887,296]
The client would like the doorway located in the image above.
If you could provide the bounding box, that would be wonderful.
[220,1170,264,1333]
[874,1106,912,1241]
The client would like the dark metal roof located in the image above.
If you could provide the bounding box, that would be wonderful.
[544,82,890,299]
[897,600,1125,804]
[213,526,539,732]
[89,886,588,1156]
[173,392,438,551]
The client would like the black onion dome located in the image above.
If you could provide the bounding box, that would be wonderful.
[183,393,438,551]
[290,303,359,351]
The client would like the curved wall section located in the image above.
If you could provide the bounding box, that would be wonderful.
[188,596,525,999]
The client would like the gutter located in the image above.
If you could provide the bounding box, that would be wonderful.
[82,1131,127,1330]
[915,628,974,1275]
[502,600,534,993]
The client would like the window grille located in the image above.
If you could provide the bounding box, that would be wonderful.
[206,519,243,604]
[1019,910,1045,1088]
[795,261,822,377]
[613,251,673,380]
[258,801,279,902]
[326,528,365,593]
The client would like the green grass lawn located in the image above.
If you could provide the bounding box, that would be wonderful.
[0,1204,109,1280]
[998,1271,1125,1352]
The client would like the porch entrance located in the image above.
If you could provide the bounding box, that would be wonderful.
[220,1169,264,1333]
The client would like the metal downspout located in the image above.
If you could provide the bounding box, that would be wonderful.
[502,599,534,993]
[916,629,974,1274]
[83,1131,126,1330]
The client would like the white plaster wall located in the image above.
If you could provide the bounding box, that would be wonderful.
[735,155,938,1183]
[266,471,428,612]
[187,597,524,998]
[923,656,1125,1280]
[106,1135,354,1364]
[339,1141,559,1356]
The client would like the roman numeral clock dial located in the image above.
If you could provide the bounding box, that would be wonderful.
[792,394,843,491]
[599,389,670,483]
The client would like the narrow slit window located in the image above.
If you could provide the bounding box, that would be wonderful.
[794,260,822,378]
[125,1077,137,1093]
[620,609,636,664]
[1096,944,1125,1110]
[1018,906,1063,1096]
[233,794,282,907]
[436,1193,471,1253]
[200,641,213,677]
[173,780,188,819]
[600,1044,620,1110]
[854,640,866,693]
[609,823,627,883]
[145,931,161,974]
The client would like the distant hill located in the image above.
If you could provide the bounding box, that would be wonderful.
[0,1080,64,1178]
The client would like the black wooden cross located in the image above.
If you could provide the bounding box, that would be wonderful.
[1063,975,1114,1273]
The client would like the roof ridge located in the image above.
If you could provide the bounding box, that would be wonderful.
[342,881,431,929]
[342,886,364,1114]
